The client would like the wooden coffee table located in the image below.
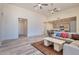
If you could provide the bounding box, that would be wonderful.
[44,37,65,52]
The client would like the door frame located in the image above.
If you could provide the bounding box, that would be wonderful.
[18,18,28,37]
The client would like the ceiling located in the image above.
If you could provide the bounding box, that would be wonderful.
[9,3,79,17]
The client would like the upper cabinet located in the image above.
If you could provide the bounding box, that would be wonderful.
[44,16,76,32]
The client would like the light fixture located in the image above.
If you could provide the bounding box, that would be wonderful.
[38,3,41,7]
[50,10,54,14]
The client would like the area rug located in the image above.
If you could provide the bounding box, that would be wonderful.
[32,40,63,55]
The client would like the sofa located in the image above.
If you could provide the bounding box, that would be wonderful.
[54,31,79,55]
[46,30,79,54]
[63,43,79,55]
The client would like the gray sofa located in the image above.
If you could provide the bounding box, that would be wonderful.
[63,44,79,55]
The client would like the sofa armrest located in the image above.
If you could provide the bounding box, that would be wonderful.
[63,44,79,55]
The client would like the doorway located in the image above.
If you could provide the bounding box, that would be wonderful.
[18,18,27,37]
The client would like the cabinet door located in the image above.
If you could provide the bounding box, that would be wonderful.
[63,23,69,31]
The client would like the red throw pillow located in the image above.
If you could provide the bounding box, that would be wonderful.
[61,32,69,38]
[71,34,79,40]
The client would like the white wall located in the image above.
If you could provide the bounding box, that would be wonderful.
[0,4,3,40]
[0,4,46,40]
[47,5,79,32]
[0,5,1,39]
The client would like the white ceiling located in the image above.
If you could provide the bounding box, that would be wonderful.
[9,3,79,17]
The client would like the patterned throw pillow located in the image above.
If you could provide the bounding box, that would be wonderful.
[61,32,69,38]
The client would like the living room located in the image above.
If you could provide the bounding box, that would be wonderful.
[0,3,79,56]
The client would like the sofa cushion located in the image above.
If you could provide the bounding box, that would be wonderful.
[70,41,79,47]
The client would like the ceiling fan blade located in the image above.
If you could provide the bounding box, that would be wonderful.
[53,8,57,12]
[41,4,48,6]
[53,8,61,12]
[48,9,52,11]
[33,5,38,7]
[40,6,42,9]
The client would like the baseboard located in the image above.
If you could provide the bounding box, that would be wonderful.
[28,34,44,39]
[1,38,18,42]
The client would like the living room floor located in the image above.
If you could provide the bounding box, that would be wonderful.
[0,36,44,55]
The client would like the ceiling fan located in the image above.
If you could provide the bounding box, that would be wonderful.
[33,3,61,14]
[49,8,61,14]
[33,3,48,9]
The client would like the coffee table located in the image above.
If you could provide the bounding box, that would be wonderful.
[44,37,65,52]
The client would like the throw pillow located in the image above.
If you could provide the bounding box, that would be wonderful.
[71,34,79,40]
[61,32,69,38]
